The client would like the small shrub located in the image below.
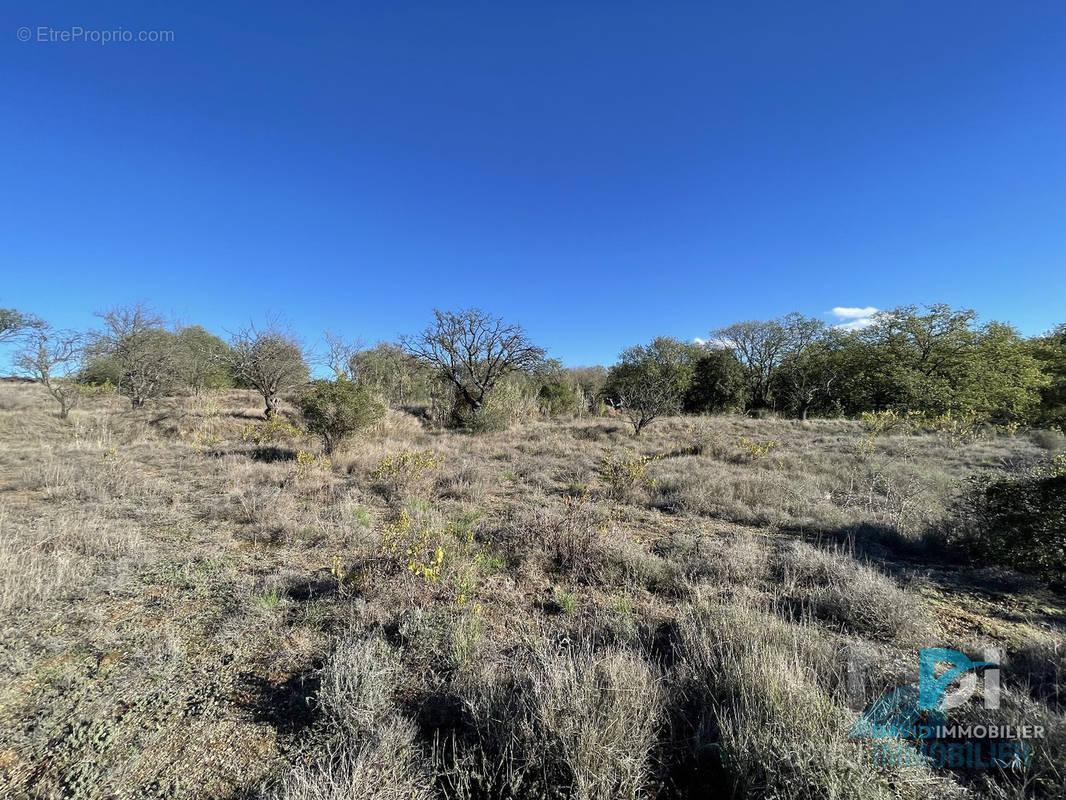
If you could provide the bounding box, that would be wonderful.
[317,633,401,735]
[371,449,442,501]
[674,603,941,800]
[1030,428,1066,452]
[949,455,1066,586]
[441,642,666,800]
[610,595,633,615]
[449,607,484,667]
[296,450,332,475]
[600,448,659,501]
[297,379,385,455]
[774,540,932,644]
[396,606,483,671]
[660,529,769,585]
[738,436,780,460]
[554,588,578,614]
[257,588,283,610]
[277,632,433,799]
[921,411,987,445]
[269,718,433,800]
[860,409,988,445]
[242,416,304,445]
[859,409,914,436]
[436,462,489,502]
[530,643,665,800]
[380,509,446,584]
[539,494,606,577]
[686,420,727,457]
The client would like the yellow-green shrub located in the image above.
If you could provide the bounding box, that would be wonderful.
[600,449,659,501]
[738,437,780,460]
[371,449,442,500]
[242,416,304,445]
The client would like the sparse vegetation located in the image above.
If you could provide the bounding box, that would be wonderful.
[0,303,1064,799]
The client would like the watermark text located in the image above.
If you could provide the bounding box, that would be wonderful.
[17,26,174,45]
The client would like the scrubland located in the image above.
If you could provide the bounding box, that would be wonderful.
[0,382,1063,799]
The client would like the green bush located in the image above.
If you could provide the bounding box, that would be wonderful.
[537,379,583,418]
[684,348,747,413]
[297,379,384,455]
[950,455,1066,586]
[78,355,123,387]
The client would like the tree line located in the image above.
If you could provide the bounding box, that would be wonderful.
[2,303,1064,445]
[604,305,1063,434]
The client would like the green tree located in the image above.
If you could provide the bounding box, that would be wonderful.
[848,306,1046,421]
[176,325,235,393]
[566,365,608,412]
[297,379,385,454]
[604,337,701,436]
[537,372,584,417]
[713,313,825,412]
[79,355,123,386]
[1031,324,1066,426]
[858,304,979,415]
[684,348,747,413]
[961,322,1047,421]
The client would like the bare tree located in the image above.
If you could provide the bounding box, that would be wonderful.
[0,307,43,345]
[323,331,364,381]
[225,324,309,418]
[15,327,86,418]
[713,312,824,412]
[93,304,179,409]
[401,309,545,419]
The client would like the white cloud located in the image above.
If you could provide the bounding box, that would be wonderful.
[694,336,733,349]
[830,306,879,320]
[835,317,879,331]
[829,306,881,331]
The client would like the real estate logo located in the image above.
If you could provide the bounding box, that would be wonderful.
[849,647,1043,769]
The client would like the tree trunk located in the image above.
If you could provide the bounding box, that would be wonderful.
[265,394,280,418]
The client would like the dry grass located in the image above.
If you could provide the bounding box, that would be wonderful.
[0,381,1062,799]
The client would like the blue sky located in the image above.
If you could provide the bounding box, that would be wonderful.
[2,1,1065,367]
